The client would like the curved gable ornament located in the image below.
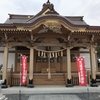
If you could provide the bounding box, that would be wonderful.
[43,20,61,31]
[24,15,86,32]
[24,15,82,32]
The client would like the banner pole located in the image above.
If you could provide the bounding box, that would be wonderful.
[20,54,22,86]
[19,54,22,100]
[86,70,90,100]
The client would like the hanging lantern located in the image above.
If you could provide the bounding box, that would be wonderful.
[61,51,63,57]
[38,51,40,57]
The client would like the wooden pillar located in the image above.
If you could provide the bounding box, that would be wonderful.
[66,47,73,87]
[60,56,63,72]
[34,50,36,73]
[2,44,9,88]
[15,47,17,72]
[90,45,98,87]
[28,47,34,87]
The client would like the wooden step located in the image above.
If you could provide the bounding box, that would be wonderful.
[34,81,65,85]
[34,78,65,81]
[33,73,66,85]
[34,76,64,79]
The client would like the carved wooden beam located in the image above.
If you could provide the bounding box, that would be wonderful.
[8,42,31,48]
[32,24,44,34]
[71,34,91,39]
[33,33,66,41]
[60,25,71,35]
[70,42,91,49]
[94,35,100,39]
[34,43,66,47]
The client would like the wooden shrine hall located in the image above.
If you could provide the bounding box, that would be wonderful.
[0,0,100,88]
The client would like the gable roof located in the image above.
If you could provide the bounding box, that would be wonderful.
[5,14,33,24]
[34,0,59,17]
[4,14,88,26]
[0,0,95,28]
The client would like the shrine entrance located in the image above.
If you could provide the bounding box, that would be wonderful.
[0,0,99,87]
[14,45,79,86]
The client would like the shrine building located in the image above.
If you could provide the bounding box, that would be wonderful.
[0,0,100,88]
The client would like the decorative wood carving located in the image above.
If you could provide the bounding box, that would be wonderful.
[44,21,61,31]
[42,38,59,43]
[34,43,66,47]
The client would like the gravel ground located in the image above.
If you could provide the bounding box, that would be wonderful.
[4,93,100,100]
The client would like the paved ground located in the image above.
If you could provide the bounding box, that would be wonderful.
[2,85,100,94]
[5,93,100,100]
[28,95,81,100]
[1,85,100,100]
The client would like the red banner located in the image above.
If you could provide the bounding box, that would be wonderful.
[76,57,86,86]
[21,55,28,85]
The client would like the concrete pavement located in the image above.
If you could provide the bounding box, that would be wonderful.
[1,85,100,100]
[1,85,100,94]
[28,95,81,100]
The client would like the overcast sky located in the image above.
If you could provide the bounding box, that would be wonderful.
[0,0,100,26]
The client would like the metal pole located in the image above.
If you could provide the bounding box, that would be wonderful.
[19,90,21,100]
[86,70,89,100]
[19,54,22,100]
[20,54,22,87]
[87,87,89,100]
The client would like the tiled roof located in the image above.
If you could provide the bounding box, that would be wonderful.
[4,14,88,26]
[0,0,89,28]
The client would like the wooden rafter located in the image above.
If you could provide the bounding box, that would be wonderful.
[60,25,71,35]
[32,24,44,34]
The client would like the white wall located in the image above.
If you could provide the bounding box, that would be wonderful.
[0,53,4,65]
[80,48,97,70]
[80,48,89,52]
[80,48,90,70]
[80,53,91,70]
[8,53,15,69]
[0,47,15,70]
